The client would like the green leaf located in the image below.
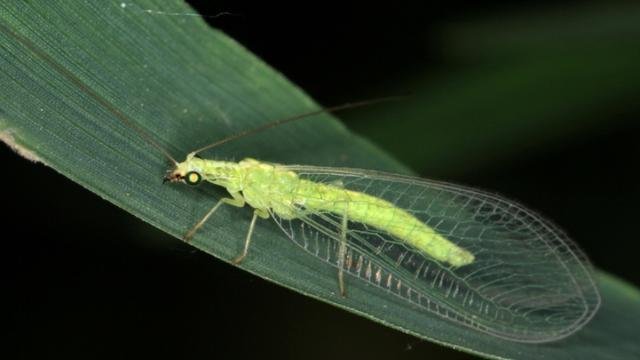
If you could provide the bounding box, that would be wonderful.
[346,2,640,177]
[1,1,638,359]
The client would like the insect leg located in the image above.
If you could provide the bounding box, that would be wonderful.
[184,191,245,242]
[337,212,348,297]
[232,208,269,264]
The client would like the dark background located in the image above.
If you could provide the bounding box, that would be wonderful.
[6,1,639,359]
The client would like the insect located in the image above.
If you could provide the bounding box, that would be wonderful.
[136,100,600,343]
[0,7,599,345]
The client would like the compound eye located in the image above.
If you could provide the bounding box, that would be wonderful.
[185,171,202,185]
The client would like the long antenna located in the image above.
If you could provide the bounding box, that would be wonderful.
[0,22,179,166]
[191,95,404,155]
[3,21,402,164]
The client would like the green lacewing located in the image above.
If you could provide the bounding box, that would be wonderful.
[153,101,600,343]
[2,15,600,342]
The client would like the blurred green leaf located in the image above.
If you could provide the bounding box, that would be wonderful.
[348,2,640,176]
[1,1,638,359]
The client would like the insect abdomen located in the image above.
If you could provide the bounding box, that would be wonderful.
[299,180,475,267]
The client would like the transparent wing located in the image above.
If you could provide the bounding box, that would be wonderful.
[268,165,600,343]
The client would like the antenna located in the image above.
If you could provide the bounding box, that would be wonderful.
[2,21,402,165]
[0,22,178,166]
[191,95,404,155]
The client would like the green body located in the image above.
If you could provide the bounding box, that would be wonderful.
[175,155,474,266]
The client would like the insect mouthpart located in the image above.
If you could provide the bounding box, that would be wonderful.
[163,170,183,184]
[163,169,203,186]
